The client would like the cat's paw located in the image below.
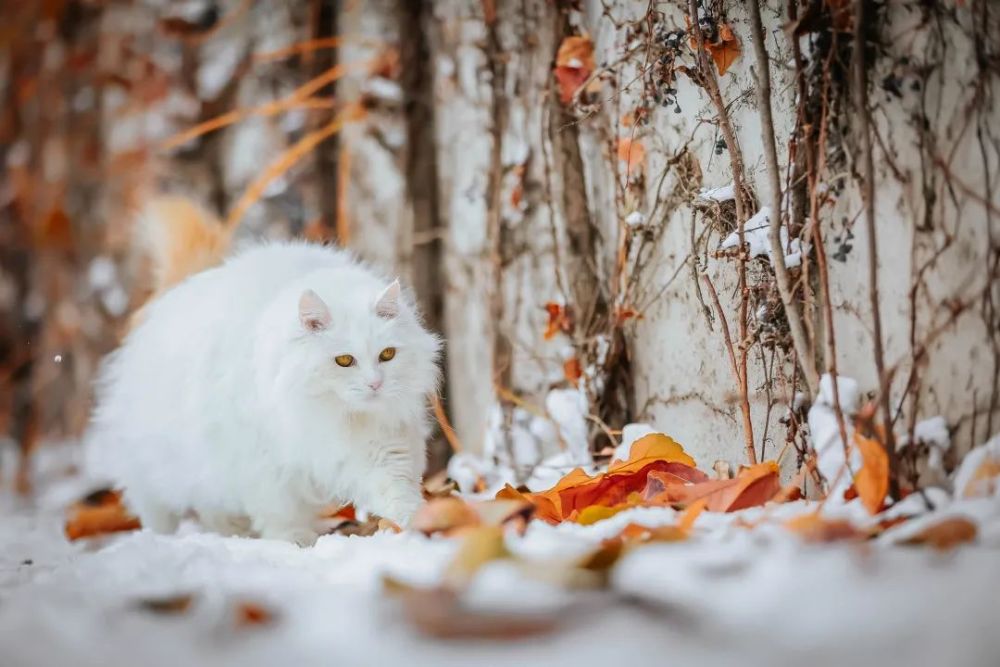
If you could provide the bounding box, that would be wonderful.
[375,493,423,528]
[257,524,321,547]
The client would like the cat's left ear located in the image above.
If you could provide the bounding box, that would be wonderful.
[375,279,401,319]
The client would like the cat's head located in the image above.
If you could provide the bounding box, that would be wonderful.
[284,273,440,416]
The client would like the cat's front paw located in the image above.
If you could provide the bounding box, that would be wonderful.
[257,523,321,547]
[374,493,423,528]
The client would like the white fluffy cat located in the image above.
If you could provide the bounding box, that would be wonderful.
[86,200,440,545]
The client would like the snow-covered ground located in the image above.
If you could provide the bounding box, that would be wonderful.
[1,444,999,667]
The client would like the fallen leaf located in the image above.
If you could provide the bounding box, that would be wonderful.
[443,526,508,588]
[472,498,535,530]
[645,461,782,513]
[611,432,697,470]
[963,457,1000,498]
[678,498,707,532]
[500,435,705,524]
[235,601,276,627]
[901,516,977,550]
[64,489,141,540]
[412,497,480,536]
[399,586,557,640]
[554,35,595,104]
[784,513,867,543]
[573,504,627,525]
[615,522,688,544]
[854,432,889,514]
[137,594,194,615]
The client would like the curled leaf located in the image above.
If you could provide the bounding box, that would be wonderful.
[854,432,889,515]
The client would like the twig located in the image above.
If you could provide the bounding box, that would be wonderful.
[747,0,818,398]
[702,274,757,464]
[687,0,755,463]
[852,0,899,497]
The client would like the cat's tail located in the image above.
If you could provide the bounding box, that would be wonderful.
[127,196,232,332]
[137,196,232,294]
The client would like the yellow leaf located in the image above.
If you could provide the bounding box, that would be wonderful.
[610,432,696,471]
[574,504,626,525]
[443,525,508,588]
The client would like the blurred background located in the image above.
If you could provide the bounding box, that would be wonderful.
[2,0,999,496]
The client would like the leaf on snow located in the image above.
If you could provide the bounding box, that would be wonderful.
[644,461,782,513]
[783,513,867,543]
[64,489,141,541]
[397,586,558,640]
[498,434,704,524]
[901,516,978,550]
[412,497,481,536]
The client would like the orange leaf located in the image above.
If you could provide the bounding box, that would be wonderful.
[645,462,781,513]
[853,432,889,515]
[902,516,978,550]
[615,522,688,544]
[543,302,572,340]
[707,24,741,76]
[499,436,705,524]
[612,432,697,470]
[554,36,595,104]
[64,489,141,540]
[563,358,583,386]
[235,601,275,627]
[411,497,480,536]
[784,513,867,543]
[616,138,646,176]
[678,498,707,532]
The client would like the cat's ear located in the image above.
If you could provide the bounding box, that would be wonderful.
[375,279,401,319]
[299,289,331,331]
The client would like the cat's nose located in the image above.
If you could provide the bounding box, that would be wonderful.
[368,378,383,391]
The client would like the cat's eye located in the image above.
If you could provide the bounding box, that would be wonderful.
[334,354,355,367]
[378,347,396,362]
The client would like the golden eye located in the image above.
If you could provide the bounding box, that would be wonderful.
[334,354,355,367]
[378,347,396,362]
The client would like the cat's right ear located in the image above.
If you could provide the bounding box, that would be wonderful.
[299,289,331,332]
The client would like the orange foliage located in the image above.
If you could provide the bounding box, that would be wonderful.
[554,36,595,104]
[854,432,889,514]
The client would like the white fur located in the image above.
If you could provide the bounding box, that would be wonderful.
[86,241,440,545]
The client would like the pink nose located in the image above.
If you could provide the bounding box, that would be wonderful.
[368,379,383,391]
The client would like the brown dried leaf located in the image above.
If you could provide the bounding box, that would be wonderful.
[902,516,978,550]
[137,594,194,615]
[784,513,867,543]
[411,497,480,536]
[399,587,557,640]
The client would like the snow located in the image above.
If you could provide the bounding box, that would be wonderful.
[624,211,644,227]
[953,433,1000,499]
[697,184,735,202]
[719,207,804,269]
[611,422,656,462]
[808,373,862,501]
[2,444,1000,666]
[544,388,591,466]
